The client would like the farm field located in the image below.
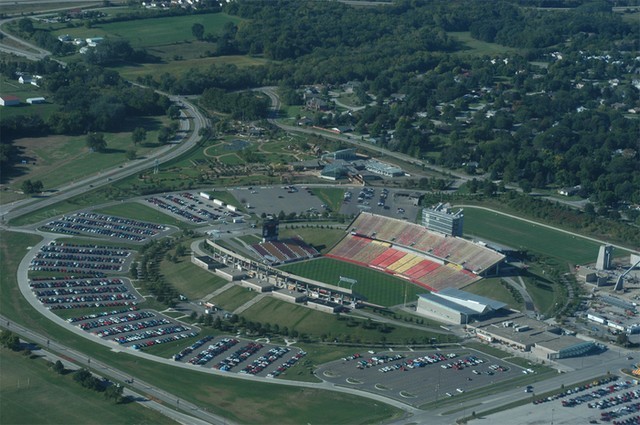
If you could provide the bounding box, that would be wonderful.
[460,206,602,264]
[0,349,178,425]
[242,297,452,345]
[279,257,424,307]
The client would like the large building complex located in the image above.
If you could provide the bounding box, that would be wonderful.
[422,203,464,237]
[416,288,508,325]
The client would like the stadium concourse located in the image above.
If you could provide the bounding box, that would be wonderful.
[327,212,505,292]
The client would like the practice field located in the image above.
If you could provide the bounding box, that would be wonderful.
[460,206,602,264]
[0,349,178,425]
[279,257,424,307]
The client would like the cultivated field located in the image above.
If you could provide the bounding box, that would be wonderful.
[279,257,424,307]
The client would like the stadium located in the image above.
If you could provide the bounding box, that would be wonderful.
[203,211,505,311]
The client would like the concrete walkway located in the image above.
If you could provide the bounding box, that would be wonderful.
[201,282,235,303]
[233,293,268,315]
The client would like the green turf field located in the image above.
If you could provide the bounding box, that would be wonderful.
[460,206,602,264]
[448,31,522,56]
[159,254,229,300]
[279,257,424,306]
[0,348,178,425]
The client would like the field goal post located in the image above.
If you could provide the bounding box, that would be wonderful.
[339,276,357,291]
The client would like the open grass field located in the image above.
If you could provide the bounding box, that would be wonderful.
[94,202,183,227]
[0,232,403,424]
[3,116,169,201]
[159,254,229,300]
[210,285,258,312]
[0,77,55,120]
[463,278,524,311]
[460,206,602,264]
[279,257,424,307]
[50,13,243,50]
[0,348,178,425]
[114,55,270,80]
[242,297,453,345]
[522,275,558,316]
[448,31,522,56]
[310,187,345,212]
[278,227,345,254]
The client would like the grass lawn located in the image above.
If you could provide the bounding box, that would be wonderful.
[160,254,229,300]
[210,285,259,312]
[310,187,344,212]
[278,226,346,254]
[448,31,522,56]
[94,202,184,228]
[522,275,559,316]
[460,206,601,264]
[279,257,424,307]
[5,118,167,196]
[0,233,403,424]
[242,297,453,345]
[463,278,524,311]
[0,348,178,425]
[0,77,55,119]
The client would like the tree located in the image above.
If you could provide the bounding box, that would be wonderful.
[192,23,205,40]
[53,360,65,374]
[17,18,34,34]
[167,105,180,120]
[131,127,146,145]
[0,330,20,351]
[21,179,43,194]
[104,384,124,403]
[157,126,171,144]
[126,149,137,160]
[86,133,107,152]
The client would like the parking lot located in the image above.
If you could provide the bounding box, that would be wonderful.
[228,185,422,221]
[470,375,640,425]
[66,307,198,350]
[40,213,171,242]
[171,335,307,378]
[145,192,243,224]
[315,349,524,407]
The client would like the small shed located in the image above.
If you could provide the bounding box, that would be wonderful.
[27,97,46,104]
[0,95,20,106]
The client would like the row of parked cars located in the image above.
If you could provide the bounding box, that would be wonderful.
[30,277,125,289]
[35,285,128,297]
[41,242,130,257]
[42,293,137,309]
[562,380,636,408]
[67,306,140,324]
[267,351,307,378]
[533,375,620,405]
[113,324,190,345]
[131,331,198,350]
[214,342,264,371]
[78,310,155,331]
[96,318,172,338]
[187,338,239,366]
[42,212,165,242]
[240,346,290,375]
[173,335,214,362]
